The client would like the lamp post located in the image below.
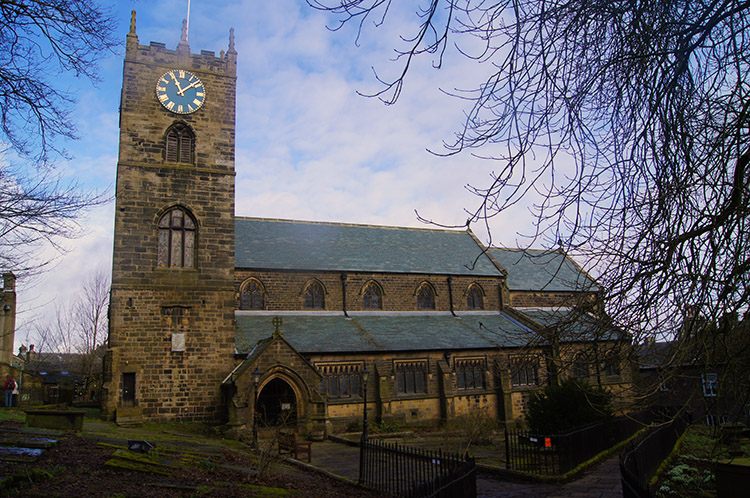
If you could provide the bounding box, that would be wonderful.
[361,367,369,442]
[359,366,369,485]
[252,367,261,448]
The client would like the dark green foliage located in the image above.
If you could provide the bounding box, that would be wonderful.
[526,380,613,434]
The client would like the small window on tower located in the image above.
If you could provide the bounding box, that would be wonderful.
[165,123,194,163]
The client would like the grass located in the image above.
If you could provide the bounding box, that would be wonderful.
[652,424,750,498]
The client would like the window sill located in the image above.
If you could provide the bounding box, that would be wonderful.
[394,392,430,399]
[326,397,363,405]
[510,385,539,391]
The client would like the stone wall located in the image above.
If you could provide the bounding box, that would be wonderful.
[103,31,237,422]
[235,270,503,312]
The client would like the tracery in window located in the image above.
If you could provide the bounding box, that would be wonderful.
[240,278,265,310]
[157,207,196,268]
[511,356,538,387]
[363,281,383,310]
[165,123,194,163]
[395,360,428,395]
[303,280,325,309]
[602,352,621,377]
[702,373,718,397]
[455,357,485,390]
[572,354,589,379]
[416,282,435,310]
[466,284,484,310]
[317,362,362,399]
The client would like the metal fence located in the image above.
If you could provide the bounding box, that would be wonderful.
[359,438,476,498]
[619,416,689,498]
[505,412,650,475]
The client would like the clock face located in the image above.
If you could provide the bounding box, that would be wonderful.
[156,70,205,114]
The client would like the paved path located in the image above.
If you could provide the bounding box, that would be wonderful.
[477,455,623,497]
[302,439,623,497]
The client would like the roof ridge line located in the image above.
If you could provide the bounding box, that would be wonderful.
[234,216,471,234]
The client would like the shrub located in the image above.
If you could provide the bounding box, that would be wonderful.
[450,406,497,447]
[526,379,613,434]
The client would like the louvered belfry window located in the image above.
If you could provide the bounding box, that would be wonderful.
[165,124,194,163]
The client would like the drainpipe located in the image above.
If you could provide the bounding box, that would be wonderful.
[447,276,456,317]
[341,273,349,318]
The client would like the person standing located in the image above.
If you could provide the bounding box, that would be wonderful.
[3,374,15,407]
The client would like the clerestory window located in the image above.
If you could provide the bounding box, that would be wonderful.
[363,282,383,310]
[467,284,484,310]
[417,283,435,310]
[240,279,264,310]
[304,281,325,309]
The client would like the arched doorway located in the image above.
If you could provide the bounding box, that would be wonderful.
[256,377,297,427]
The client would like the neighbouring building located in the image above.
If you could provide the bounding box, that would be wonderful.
[638,310,750,426]
[101,14,634,434]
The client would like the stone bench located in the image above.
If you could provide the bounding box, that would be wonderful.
[24,409,87,431]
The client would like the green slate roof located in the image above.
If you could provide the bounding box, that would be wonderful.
[235,218,502,276]
[489,248,598,292]
[519,308,625,342]
[235,312,539,354]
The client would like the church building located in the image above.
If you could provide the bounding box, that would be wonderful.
[102,15,633,434]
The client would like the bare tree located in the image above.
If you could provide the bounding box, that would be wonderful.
[72,269,109,393]
[0,0,117,164]
[26,269,109,399]
[0,167,108,274]
[0,0,115,274]
[309,1,749,416]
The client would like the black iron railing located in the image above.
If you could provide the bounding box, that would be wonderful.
[619,415,689,498]
[505,412,650,475]
[359,438,476,498]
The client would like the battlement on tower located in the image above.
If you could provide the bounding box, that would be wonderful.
[124,10,236,76]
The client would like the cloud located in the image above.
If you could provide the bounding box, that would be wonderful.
[14,1,543,350]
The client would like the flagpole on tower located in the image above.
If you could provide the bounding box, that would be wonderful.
[186,0,191,42]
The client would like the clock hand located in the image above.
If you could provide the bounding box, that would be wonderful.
[177,80,200,96]
[170,73,185,94]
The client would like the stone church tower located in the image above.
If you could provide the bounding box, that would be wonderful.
[102,13,237,422]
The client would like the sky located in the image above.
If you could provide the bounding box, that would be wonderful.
[14,0,540,350]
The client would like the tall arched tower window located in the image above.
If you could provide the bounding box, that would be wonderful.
[165,123,194,163]
[157,207,197,268]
